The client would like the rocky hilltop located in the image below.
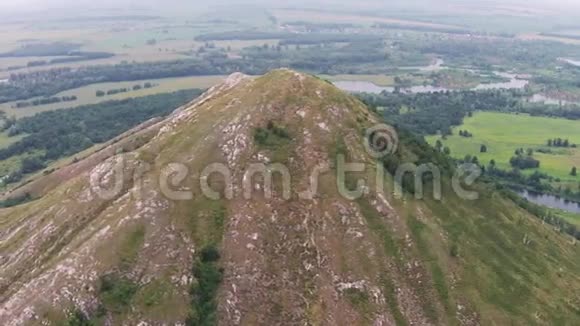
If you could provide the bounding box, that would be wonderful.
[0,70,578,325]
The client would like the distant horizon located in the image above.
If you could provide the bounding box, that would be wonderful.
[2,0,580,15]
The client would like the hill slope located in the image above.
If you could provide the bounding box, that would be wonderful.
[0,69,578,325]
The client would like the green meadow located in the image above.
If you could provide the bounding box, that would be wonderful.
[0,131,24,149]
[427,111,580,181]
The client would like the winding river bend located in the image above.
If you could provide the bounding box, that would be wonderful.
[518,190,580,214]
[333,72,528,94]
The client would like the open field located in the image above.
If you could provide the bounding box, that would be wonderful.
[518,33,580,45]
[271,9,463,29]
[214,39,281,50]
[0,131,24,150]
[0,75,225,118]
[0,56,72,69]
[0,17,252,77]
[0,150,41,179]
[0,38,283,78]
[427,111,580,180]
[0,44,192,79]
[318,74,396,86]
[0,23,103,52]
[0,50,192,79]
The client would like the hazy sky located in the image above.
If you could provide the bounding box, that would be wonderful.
[1,0,579,14]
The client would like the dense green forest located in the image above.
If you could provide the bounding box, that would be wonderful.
[1,62,222,103]
[358,89,580,137]
[0,89,202,183]
[358,90,523,135]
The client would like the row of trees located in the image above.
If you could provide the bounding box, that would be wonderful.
[510,148,541,169]
[95,83,154,97]
[434,140,451,155]
[14,95,77,108]
[510,155,541,170]
[23,52,114,68]
[547,138,576,148]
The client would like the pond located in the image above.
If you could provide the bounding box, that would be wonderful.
[518,189,580,214]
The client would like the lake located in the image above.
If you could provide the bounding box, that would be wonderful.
[334,72,529,94]
[518,189,580,214]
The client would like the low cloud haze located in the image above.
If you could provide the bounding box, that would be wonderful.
[0,0,580,18]
[2,0,580,14]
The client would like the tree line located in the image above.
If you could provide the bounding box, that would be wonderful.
[547,138,576,148]
[15,95,77,108]
[95,83,154,97]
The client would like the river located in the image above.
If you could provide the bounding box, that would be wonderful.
[333,59,530,94]
[518,190,580,214]
[399,58,445,72]
[561,58,580,67]
[528,94,580,106]
[333,71,529,94]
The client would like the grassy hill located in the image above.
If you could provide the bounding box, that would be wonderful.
[0,70,578,325]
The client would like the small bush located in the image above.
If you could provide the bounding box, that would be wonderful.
[187,246,224,326]
[510,155,540,169]
[66,309,94,326]
[253,121,291,147]
[200,245,221,263]
[99,274,138,313]
[450,243,460,257]
[344,288,370,307]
